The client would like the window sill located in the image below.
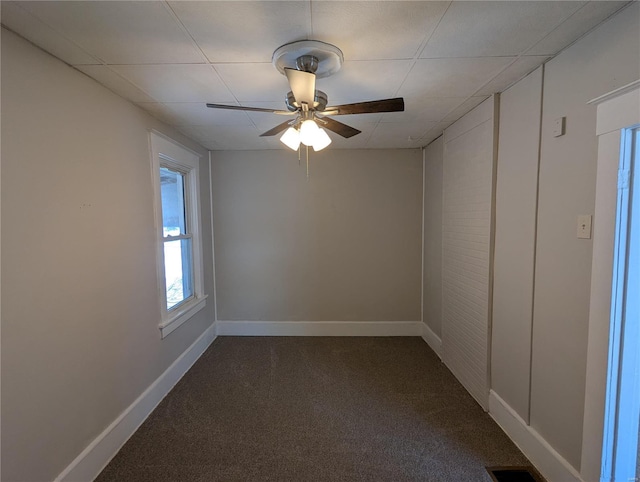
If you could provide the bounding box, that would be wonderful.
[159,295,208,339]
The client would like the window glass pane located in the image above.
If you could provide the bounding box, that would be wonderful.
[164,238,193,310]
[160,167,186,237]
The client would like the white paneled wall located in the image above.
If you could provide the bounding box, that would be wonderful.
[423,5,639,480]
[491,66,543,422]
[441,96,498,409]
[423,136,444,344]
[531,3,640,469]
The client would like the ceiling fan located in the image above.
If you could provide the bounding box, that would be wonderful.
[206,40,404,152]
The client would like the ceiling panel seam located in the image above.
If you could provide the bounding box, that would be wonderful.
[391,0,453,138]
[162,1,211,64]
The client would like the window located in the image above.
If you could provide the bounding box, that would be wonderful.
[150,131,206,338]
[161,167,193,309]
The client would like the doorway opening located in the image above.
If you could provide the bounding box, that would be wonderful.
[601,125,640,482]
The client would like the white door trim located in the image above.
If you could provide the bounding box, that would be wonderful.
[582,83,640,482]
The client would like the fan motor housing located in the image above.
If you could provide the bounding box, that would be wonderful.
[286,90,328,112]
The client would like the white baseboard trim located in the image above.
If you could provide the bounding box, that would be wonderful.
[421,323,442,358]
[55,323,217,482]
[216,320,423,336]
[489,390,583,482]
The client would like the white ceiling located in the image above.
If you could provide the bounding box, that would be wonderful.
[1,1,630,150]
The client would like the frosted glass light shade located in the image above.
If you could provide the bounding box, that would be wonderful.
[280,127,300,150]
[299,119,320,146]
[312,127,332,151]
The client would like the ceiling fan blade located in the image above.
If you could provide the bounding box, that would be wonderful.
[318,116,361,139]
[285,68,316,107]
[259,119,295,137]
[323,97,404,115]
[206,103,293,115]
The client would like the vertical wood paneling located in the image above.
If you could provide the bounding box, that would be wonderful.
[442,97,497,409]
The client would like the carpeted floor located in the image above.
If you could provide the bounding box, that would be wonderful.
[96,337,533,481]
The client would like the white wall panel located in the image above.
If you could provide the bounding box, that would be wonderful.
[442,96,498,409]
[491,66,543,422]
[530,2,640,469]
[423,136,444,338]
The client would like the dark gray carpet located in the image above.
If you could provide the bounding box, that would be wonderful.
[96,337,532,481]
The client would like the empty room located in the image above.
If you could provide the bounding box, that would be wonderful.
[2,1,640,481]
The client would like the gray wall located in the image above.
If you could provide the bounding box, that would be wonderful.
[211,149,422,322]
[529,3,639,468]
[422,136,443,338]
[491,66,543,423]
[1,28,214,482]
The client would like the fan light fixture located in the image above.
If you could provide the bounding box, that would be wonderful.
[280,127,301,151]
[299,119,319,145]
[312,126,332,151]
[279,120,332,152]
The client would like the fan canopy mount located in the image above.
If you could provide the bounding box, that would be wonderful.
[272,40,344,79]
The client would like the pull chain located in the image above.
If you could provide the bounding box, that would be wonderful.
[306,145,310,181]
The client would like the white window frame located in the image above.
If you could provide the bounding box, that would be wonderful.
[150,130,207,338]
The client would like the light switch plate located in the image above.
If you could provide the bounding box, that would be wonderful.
[577,214,592,239]
[554,117,566,137]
